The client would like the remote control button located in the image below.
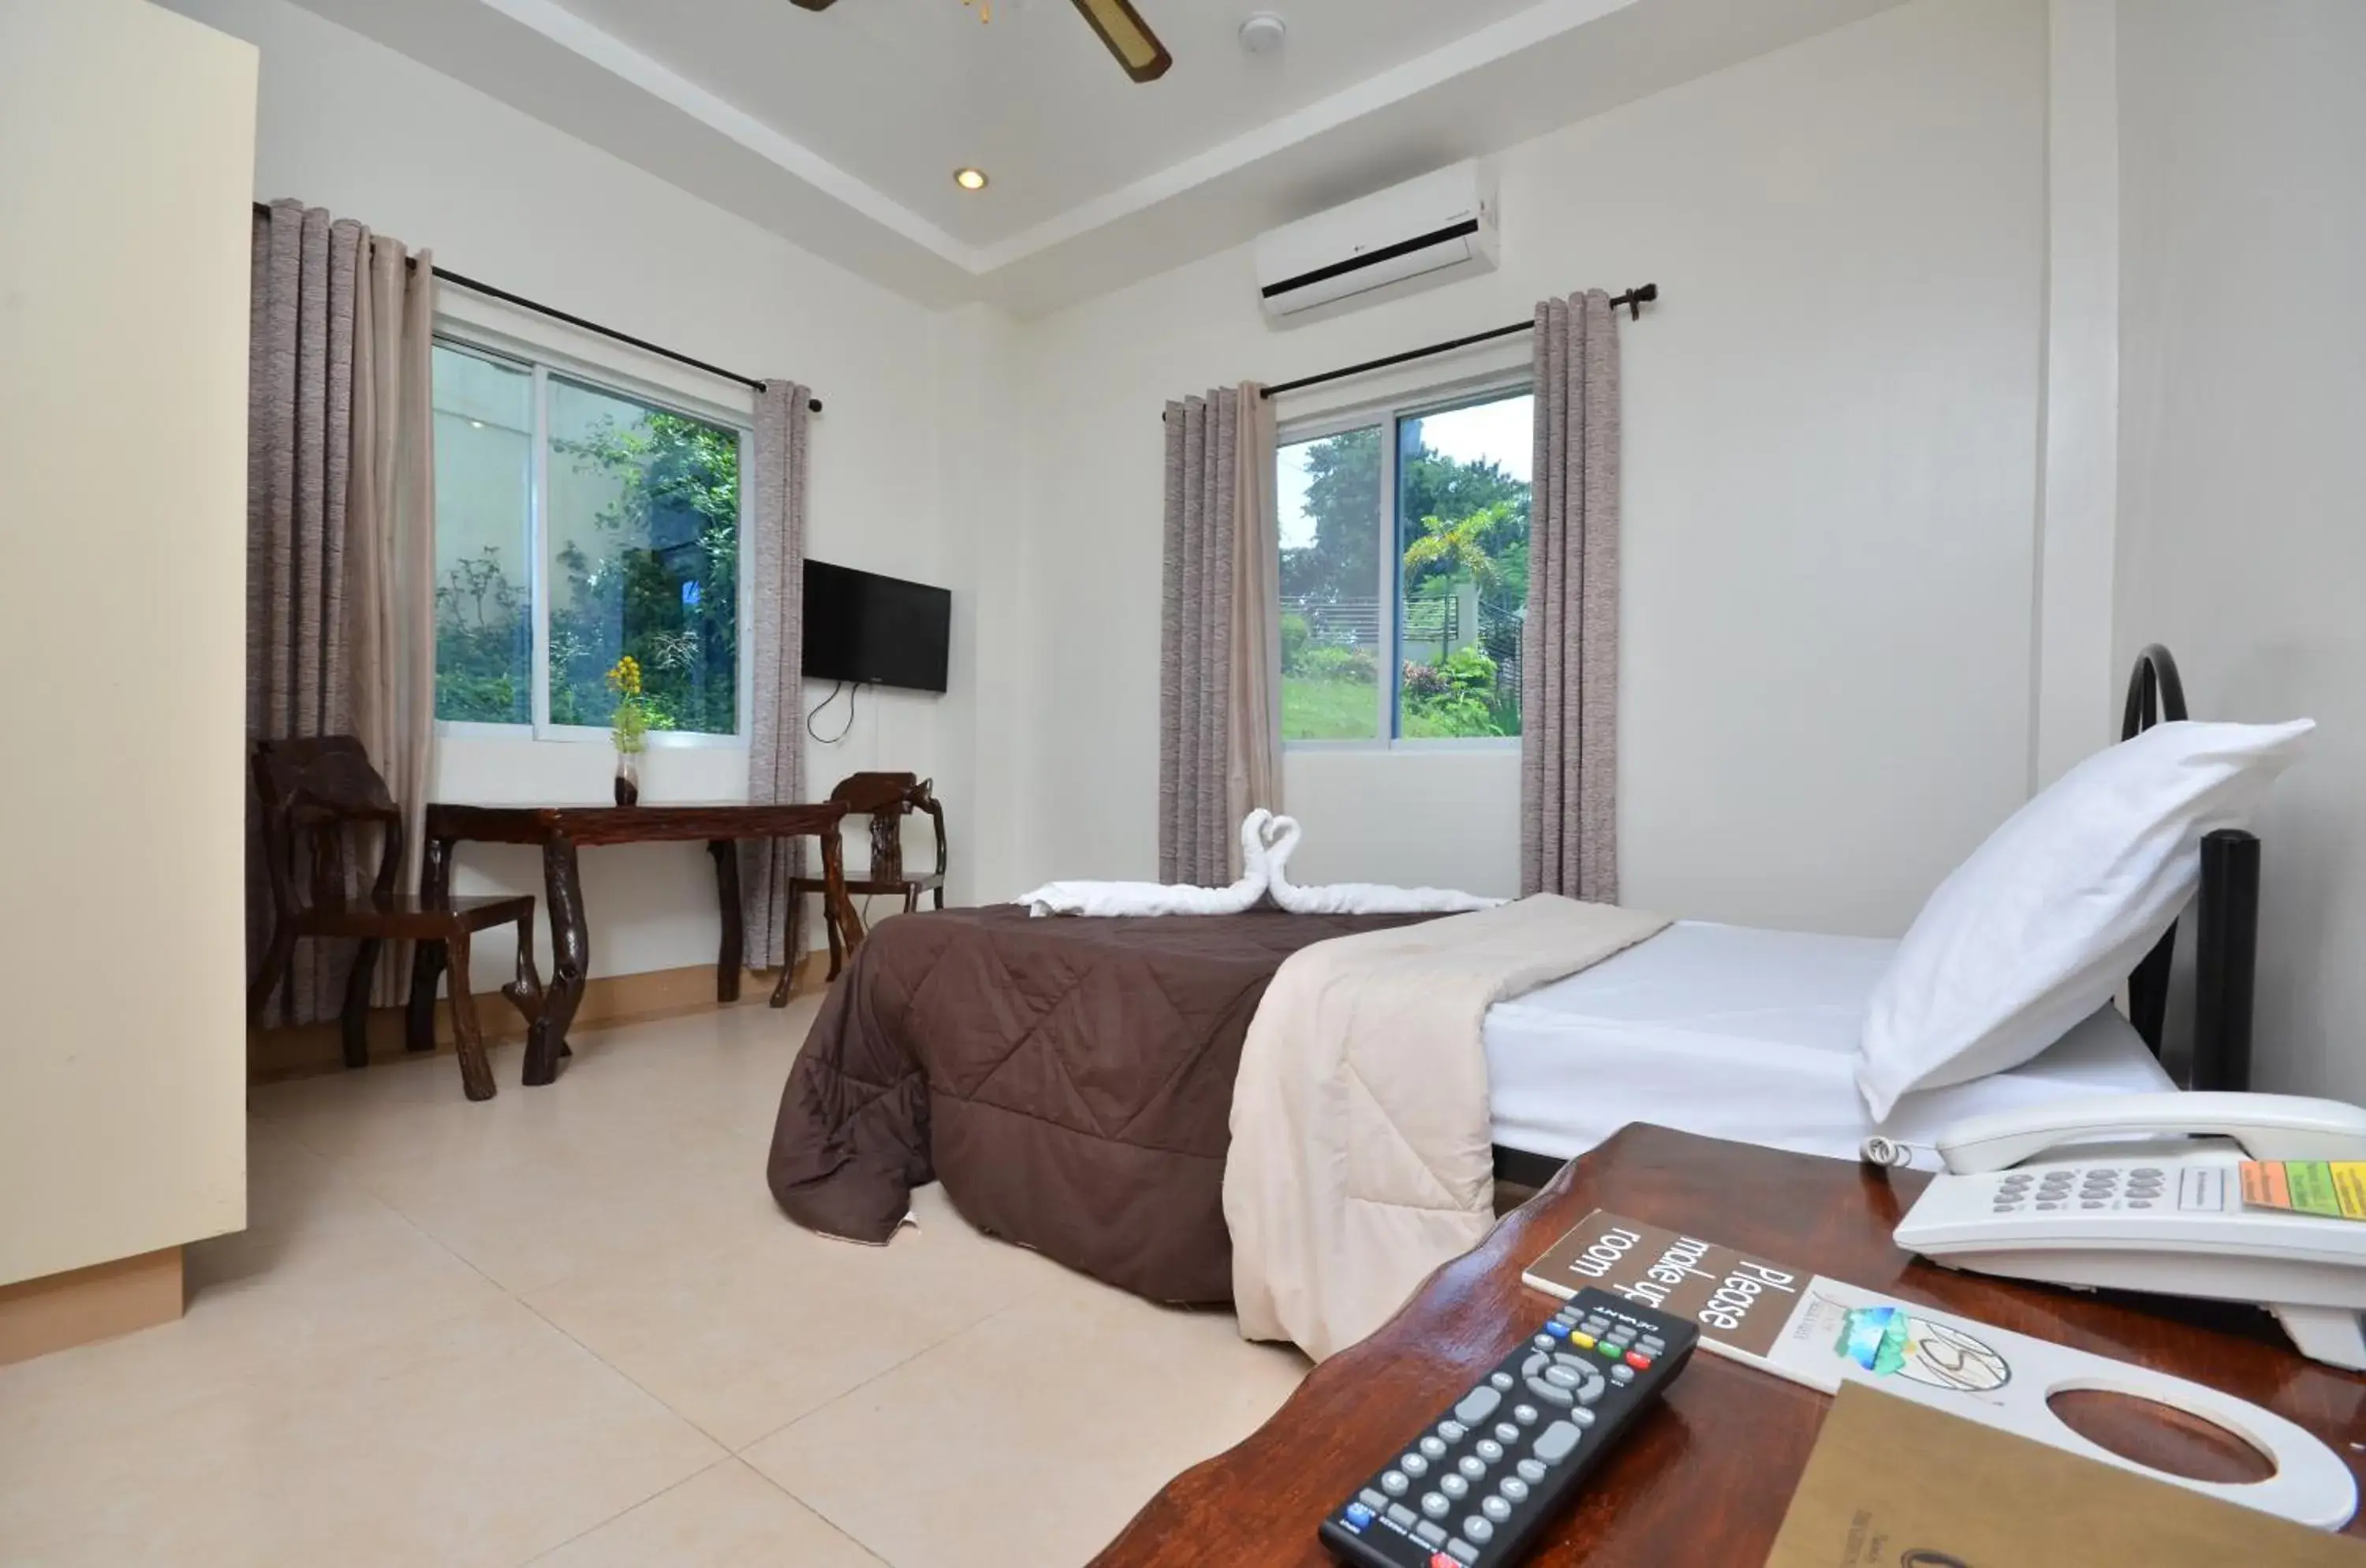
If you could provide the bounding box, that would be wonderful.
[1493,1423,1519,1444]
[2133,1167,2163,1178]
[1534,1420,1583,1463]
[1416,1519,1447,1546]
[1517,1458,1547,1484]
[1421,1492,1450,1519]
[1360,1488,1390,1514]
[1543,1365,1582,1389]
[1420,1435,1447,1459]
[1569,1406,1595,1428]
[1438,1421,1467,1443]
[2036,1201,2064,1211]
[1401,1453,1429,1477]
[2129,1199,2156,1208]
[1580,1317,1609,1335]
[1345,1502,1373,1529]
[1381,1470,1410,1495]
[1574,1375,1607,1406]
[1440,1474,1468,1500]
[1499,1477,1530,1503]
[1543,1321,1569,1341]
[1532,1334,1557,1353]
[1447,1544,1479,1566]
[1524,1376,1574,1407]
[1465,1517,1496,1544]
[1625,1350,1652,1371]
[1566,1331,1596,1350]
[1596,1339,1624,1361]
[1482,1495,1513,1522]
[1454,1386,1502,1424]
[1513,1404,1539,1425]
[1390,1503,1419,1529]
[1637,1335,1666,1354]
[1609,1364,1635,1386]
[1489,1372,1513,1391]
[1457,1456,1486,1480]
[1521,1353,1549,1379]
[1476,1439,1504,1462]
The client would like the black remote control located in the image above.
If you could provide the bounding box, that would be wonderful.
[1317,1287,1697,1568]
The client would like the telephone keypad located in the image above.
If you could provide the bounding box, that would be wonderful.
[1991,1163,2163,1214]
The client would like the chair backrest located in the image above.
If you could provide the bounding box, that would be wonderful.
[825,771,943,883]
[252,736,402,917]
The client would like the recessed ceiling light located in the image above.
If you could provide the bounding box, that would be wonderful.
[953,167,990,192]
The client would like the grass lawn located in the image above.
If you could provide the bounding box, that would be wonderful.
[1283,674,1379,740]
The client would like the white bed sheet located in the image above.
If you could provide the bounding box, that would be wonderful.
[1486,920,2175,1169]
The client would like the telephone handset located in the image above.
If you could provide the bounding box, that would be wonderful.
[1894,1092,2366,1371]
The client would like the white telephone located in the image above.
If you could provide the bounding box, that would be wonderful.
[1894,1092,2366,1371]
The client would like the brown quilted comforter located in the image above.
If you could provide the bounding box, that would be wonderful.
[767,905,1432,1304]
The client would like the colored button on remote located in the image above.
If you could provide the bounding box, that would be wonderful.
[1625,1351,1653,1371]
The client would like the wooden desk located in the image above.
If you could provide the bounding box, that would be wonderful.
[409,802,858,1086]
[1092,1125,2366,1564]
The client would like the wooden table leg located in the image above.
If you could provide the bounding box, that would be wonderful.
[822,823,866,960]
[405,833,455,1053]
[709,838,743,1004]
[526,834,587,1087]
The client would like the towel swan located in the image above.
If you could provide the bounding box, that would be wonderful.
[1259,813,1502,915]
[1019,811,1498,917]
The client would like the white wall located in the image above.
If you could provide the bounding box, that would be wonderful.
[1009,0,2050,935]
[2114,1,2366,1103]
[162,0,963,984]
[0,0,256,1284]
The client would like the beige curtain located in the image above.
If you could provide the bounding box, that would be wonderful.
[1521,291,1622,902]
[1159,383,1282,885]
[245,200,438,1023]
[742,382,813,968]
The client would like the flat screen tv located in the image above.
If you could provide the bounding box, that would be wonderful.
[801,560,951,694]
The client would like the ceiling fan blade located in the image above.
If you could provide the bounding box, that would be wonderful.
[1068,0,1171,83]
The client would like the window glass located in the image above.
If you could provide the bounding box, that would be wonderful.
[1278,425,1385,741]
[1274,387,1532,743]
[431,344,533,723]
[1395,394,1532,739]
[544,376,741,737]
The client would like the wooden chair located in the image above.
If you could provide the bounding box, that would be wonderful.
[248,737,542,1101]
[776,772,946,1003]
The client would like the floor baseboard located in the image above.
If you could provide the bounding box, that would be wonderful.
[0,1246,184,1366]
[248,952,827,1085]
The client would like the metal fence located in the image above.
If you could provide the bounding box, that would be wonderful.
[1283,592,1524,707]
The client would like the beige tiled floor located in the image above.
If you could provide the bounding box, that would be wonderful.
[0,999,1309,1567]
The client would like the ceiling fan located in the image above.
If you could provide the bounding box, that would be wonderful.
[788,0,1173,84]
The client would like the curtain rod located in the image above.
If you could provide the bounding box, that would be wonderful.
[248,201,822,413]
[1257,284,1659,401]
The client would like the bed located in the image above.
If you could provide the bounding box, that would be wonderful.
[1484,920,2173,1185]
[768,645,2263,1303]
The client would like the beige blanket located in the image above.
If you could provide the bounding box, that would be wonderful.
[1224,894,1670,1359]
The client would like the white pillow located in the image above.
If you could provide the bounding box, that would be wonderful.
[1856,719,2313,1120]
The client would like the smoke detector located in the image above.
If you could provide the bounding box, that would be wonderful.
[1239,13,1287,54]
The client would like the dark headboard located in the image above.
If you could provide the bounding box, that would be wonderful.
[2120,644,2260,1091]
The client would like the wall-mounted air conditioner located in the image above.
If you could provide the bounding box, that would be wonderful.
[1255,160,1499,321]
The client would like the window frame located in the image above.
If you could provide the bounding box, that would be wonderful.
[431,323,756,750]
[1277,371,1535,753]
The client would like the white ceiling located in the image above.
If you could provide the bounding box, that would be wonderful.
[283,0,1904,312]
